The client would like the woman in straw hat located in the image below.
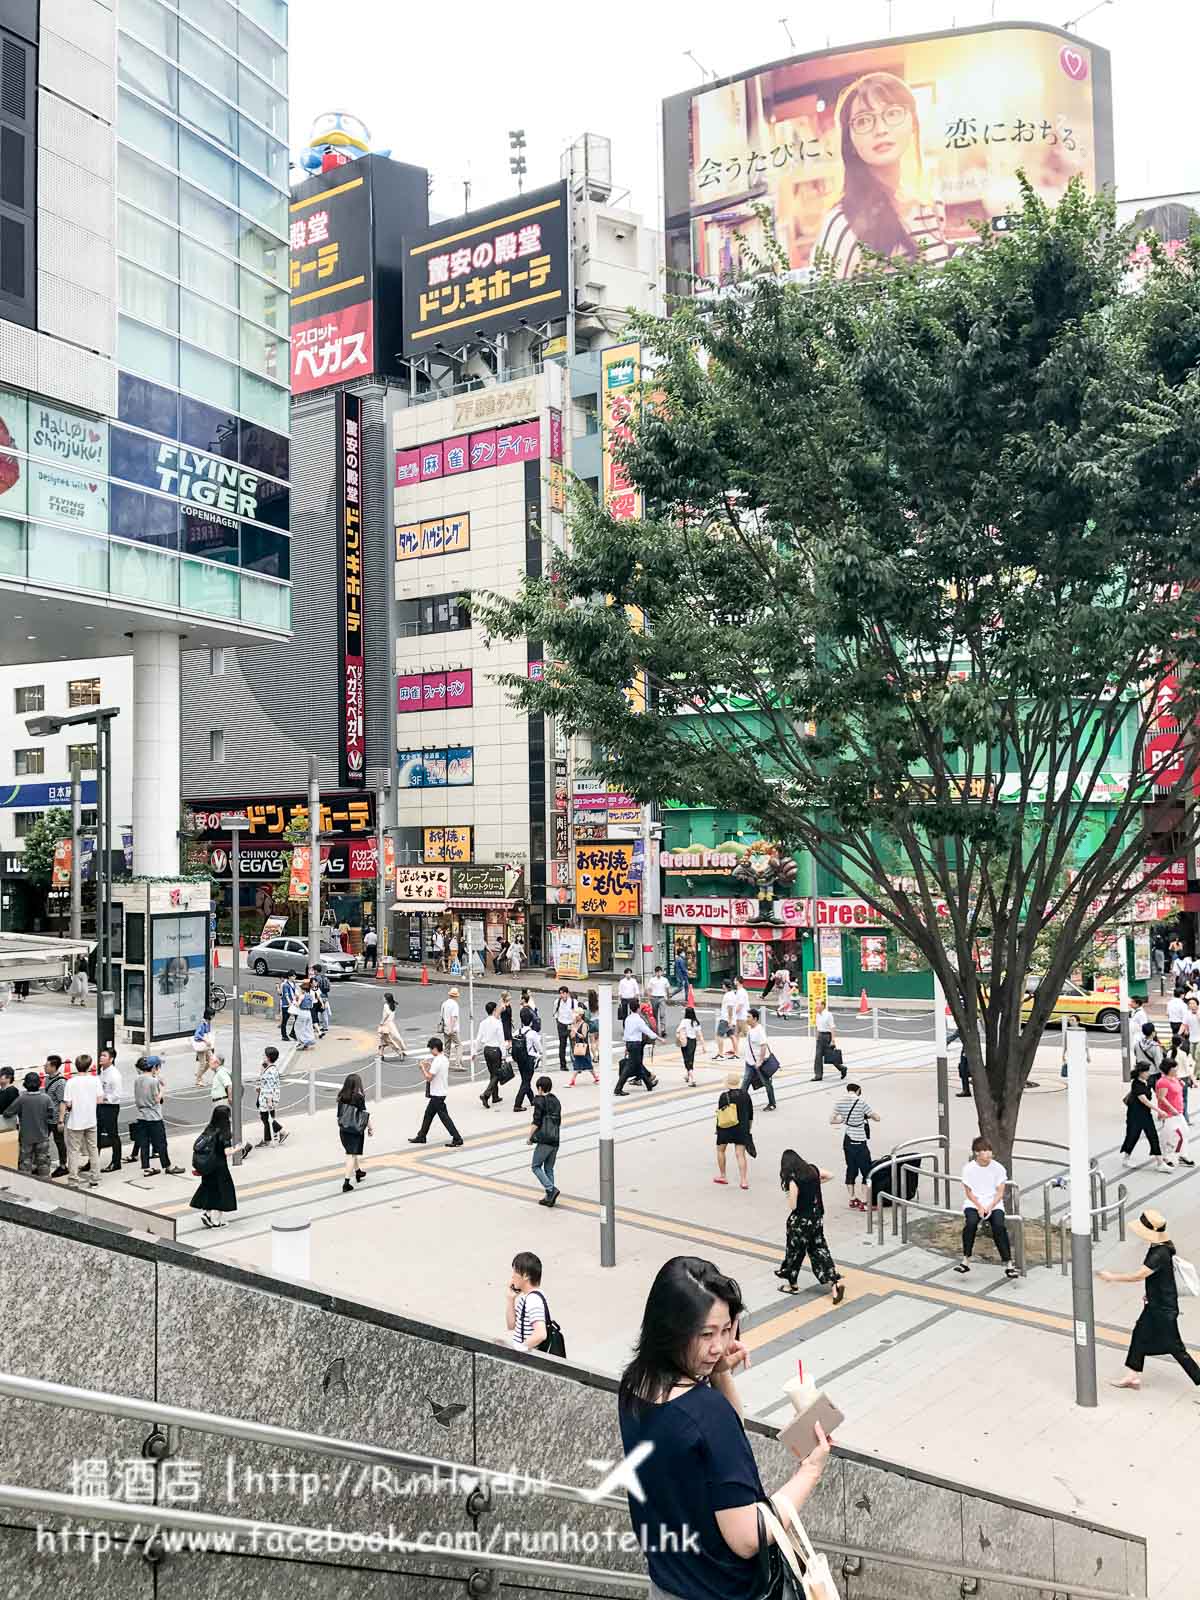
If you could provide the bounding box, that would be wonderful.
[714,1071,755,1190]
[1098,1209,1200,1392]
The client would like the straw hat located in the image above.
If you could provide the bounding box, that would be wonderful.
[1131,1208,1171,1245]
[724,1071,743,1090]
[448,987,460,999]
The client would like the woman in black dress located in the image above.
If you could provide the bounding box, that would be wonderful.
[777,1149,846,1304]
[499,990,514,1050]
[190,1104,237,1229]
[1099,1209,1200,1392]
[714,1071,755,1190]
[1121,1062,1172,1172]
[336,1071,372,1194]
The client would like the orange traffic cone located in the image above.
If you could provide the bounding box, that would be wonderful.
[686,982,696,1007]
[858,987,870,1015]
[388,958,397,981]
[239,934,245,952]
[420,964,429,985]
[213,946,220,968]
[375,963,385,980]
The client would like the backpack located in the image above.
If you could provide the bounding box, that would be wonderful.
[1175,1256,1200,1297]
[337,1098,368,1133]
[527,1290,566,1358]
[534,1102,561,1148]
[317,974,331,996]
[192,1130,222,1177]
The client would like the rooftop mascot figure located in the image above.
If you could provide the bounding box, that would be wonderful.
[299,112,390,175]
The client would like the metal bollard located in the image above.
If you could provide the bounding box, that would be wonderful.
[308,1069,316,1116]
[272,1215,311,1281]
[872,1006,879,1041]
[1060,1219,1070,1276]
[374,1053,383,1103]
[1043,1185,1054,1271]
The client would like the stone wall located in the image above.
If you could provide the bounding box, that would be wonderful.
[0,1200,1146,1598]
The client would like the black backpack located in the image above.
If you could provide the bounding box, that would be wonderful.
[192,1130,222,1177]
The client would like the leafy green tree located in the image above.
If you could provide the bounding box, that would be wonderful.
[21,808,71,890]
[476,182,1200,1163]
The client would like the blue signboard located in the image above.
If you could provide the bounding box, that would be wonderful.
[0,780,97,808]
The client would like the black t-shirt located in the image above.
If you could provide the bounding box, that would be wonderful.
[793,1175,824,1218]
[1144,1244,1179,1316]
[0,1085,19,1116]
[618,1383,766,1600]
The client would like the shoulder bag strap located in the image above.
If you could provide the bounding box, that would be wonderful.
[758,1501,806,1582]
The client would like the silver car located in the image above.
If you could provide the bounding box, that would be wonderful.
[248,937,357,980]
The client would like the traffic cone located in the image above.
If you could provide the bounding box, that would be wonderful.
[388,958,397,981]
[213,946,220,968]
[239,934,245,952]
[375,963,385,981]
[420,964,429,985]
[858,987,870,1015]
[686,982,696,1007]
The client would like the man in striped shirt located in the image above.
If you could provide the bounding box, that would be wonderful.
[831,1084,881,1211]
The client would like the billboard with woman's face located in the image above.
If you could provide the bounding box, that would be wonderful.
[662,22,1113,285]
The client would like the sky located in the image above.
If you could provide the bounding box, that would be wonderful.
[289,0,1198,224]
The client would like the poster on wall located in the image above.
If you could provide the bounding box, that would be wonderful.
[818,926,843,986]
[150,913,207,1039]
[0,386,28,513]
[28,401,109,531]
[663,23,1113,286]
[1133,926,1151,982]
[337,391,366,788]
[861,935,889,974]
[739,941,768,983]
[554,928,588,981]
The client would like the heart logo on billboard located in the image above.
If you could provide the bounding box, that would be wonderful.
[1059,46,1087,80]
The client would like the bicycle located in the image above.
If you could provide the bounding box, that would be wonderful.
[209,984,228,1013]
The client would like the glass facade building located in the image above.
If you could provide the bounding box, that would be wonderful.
[0,0,292,632]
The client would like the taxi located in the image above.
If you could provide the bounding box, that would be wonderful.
[1020,977,1123,1033]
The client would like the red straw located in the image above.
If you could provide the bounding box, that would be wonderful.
[797,1360,803,1383]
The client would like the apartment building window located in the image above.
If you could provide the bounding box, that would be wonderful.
[67,678,101,707]
[12,809,41,838]
[81,809,97,827]
[67,742,98,771]
[396,592,471,638]
[0,27,36,329]
[14,685,42,712]
[210,729,226,763]
[14,747,43,775]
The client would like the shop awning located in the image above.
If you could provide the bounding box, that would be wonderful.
[700,926,796,942]
[0,932,92,976]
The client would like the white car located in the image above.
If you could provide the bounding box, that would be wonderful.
[248,937,356,980]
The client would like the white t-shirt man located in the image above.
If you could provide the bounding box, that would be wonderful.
[746,1021,769,1067]
[510,1289,549,1351]
[64,1072,100,1130]
[425,1051,450,1098]
[720,990,736,1027]
[440,997,460,1037]
[623,1010,658,1045]
[1167,994,1188,1028]
[962,1158,1007,1214]
[1130,1004,1149,1037]
[816,1005,835,1036]
[733,984,750,1026]
[646,973,670,1002]
[618,974,640,1003]
[555,996,575,1027]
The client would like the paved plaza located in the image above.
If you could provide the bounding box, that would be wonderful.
[3,985,1195,1595]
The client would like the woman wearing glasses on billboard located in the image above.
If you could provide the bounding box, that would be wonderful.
[815,71,949,280]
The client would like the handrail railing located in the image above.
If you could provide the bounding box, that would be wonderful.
[872,1175,1029,1276]
[1057,1187,1129,1276]
[0,1372,1143,1599]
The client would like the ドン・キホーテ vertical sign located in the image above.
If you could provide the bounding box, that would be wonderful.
[337,391,366,787]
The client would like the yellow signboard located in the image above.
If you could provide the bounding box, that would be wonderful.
[575,841,640,918]
[423,826,473,863]
[395,513,471,562]
[807,970,828,1029]
[585,927,602,968]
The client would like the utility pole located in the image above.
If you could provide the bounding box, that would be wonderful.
[308,755,321,968]
[934,974,951,1207]
[69,759,81,942]
[1066,1025,1098,1406]
[221,811,249,1155]
[598,983,616,1267]
[1117,929,1132,1084]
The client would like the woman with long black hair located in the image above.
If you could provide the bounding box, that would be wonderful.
[777,1149,846,1303]
[618,1256,831,1600]
[336,1071,372,1194]
[189,1103,237,1230]
[815,70,949,280]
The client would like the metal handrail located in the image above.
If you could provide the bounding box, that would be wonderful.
[0,1373,621,1513]
[0,1484,649,1595]
[1058,1186,1129,1276]
[0,1373,1143,1600]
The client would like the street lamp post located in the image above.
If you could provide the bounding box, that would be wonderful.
[1066,1024,1098,1406]
[220,812,250,1153]
[26,707,120,1061]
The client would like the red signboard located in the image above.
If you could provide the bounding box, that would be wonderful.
[549,408,563,462]
[395,668,474,713]
[1146,856,1188,895]
[348,839,379,880]
[395,421,539,491]
[291,300,374,397]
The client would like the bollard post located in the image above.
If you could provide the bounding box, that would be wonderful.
[1066,1027,1098,1406]
[375,1052,383,1104]
[308,1069,316,1117]
[598,983,616,1269]
[272,1216,311,1281]
[871,1006,879,1041]
[1043,1184,1053,1271]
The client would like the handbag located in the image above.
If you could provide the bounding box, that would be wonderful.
[716,1095,740,1130]
[760,1052,781,1080]
[824,1046,844,1069]
[749,1505,805,1599]
[1175,1255,1200,1297]
[497,1059,516,1085]
[768,1494,839,1599]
